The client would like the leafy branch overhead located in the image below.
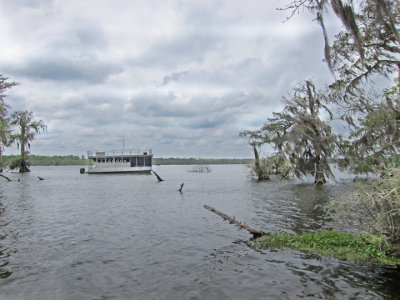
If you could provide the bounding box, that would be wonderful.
[284,0,399,96]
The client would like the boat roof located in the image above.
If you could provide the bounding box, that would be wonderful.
[87,149,152,157]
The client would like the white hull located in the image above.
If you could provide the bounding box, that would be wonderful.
[88,166,152,174]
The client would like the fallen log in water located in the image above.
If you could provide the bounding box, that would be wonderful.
[0,174,12,182]
[203,205,267,238]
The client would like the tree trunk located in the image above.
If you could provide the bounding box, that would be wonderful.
[253,144,260,170]
[252,144,269,180]
[19,160,30,173]
[314,159,326,184]
[19,128,30,173]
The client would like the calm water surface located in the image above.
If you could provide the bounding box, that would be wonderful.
[0,165,399,299]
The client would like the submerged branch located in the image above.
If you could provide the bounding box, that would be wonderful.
[152,170,164,182]
[0,173,12,181]
[204,205,267,238]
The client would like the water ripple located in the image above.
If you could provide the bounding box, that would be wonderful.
[0,165,397,299]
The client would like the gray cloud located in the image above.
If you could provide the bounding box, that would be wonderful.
[131,32,220,68]
[5,56,123,83]
[0,0,54,10]
[0,0,342,157]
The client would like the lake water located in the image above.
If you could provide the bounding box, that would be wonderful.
[0,165,399,299]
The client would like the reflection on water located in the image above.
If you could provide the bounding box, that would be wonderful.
[0,165,398,299]
[249,177,352,234]
[285,183,346,233]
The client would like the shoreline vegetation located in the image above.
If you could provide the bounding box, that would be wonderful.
[253,231,400,266]
[2,155,253,167]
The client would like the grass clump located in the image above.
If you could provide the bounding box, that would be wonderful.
[253,231,400,265]
[351,168,400,243]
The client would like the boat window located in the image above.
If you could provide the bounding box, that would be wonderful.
[131,157,137,167]
[123,158,130,163]
[115,157,122,162]
[137,156,144,166]
[106,158,113,163]
[145,156,152,166]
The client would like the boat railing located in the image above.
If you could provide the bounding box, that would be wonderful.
[87,149,152,157]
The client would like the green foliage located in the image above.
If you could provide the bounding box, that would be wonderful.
[254,231,400,265]
[248,154,291,180]
[239,130,271,180]
[247,157,273,181]
[335,79,400,174]
[3,155,90,167]
[9,157,30,172]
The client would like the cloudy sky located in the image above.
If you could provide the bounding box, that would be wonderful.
[0,0,341,158]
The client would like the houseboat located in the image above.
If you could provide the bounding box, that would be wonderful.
[87,149,153,174]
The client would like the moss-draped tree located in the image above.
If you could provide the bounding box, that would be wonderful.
[336,78,400,173]
[284,1,399,78]
[239,129,271,181]
[242,81,337,184]
[272,81,337,184]
[10,111,46,173]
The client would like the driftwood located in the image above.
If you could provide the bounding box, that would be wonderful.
[178,183,184,192]
[204,205,267,238]
[0,174,12,182]
[152,170,164,182]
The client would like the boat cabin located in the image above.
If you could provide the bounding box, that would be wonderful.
[87,149,153,173]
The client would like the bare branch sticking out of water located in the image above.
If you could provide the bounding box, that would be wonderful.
[152,170,164,182]
[0,174,12,182]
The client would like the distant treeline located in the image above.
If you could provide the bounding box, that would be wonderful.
[3,155,90,166]
[2,155,252,166]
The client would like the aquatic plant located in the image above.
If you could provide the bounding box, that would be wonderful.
[253,231,400,265]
